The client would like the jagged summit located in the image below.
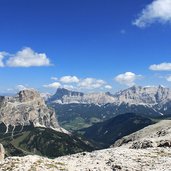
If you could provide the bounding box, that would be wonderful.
[115,85,171,105]
[49,88,115,105]
[17,89,42,102]
[49,85,171,105]
[49,88,84,102]
[50,85,171,104]
[0,89,67,134]
[48,86,171,115]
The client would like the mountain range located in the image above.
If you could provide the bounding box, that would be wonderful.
[47,85,171,131]
[49,85,171,108]
[0,87,171,170]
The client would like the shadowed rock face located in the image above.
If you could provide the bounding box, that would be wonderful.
[0,144,5,160]
[0,89,66,135]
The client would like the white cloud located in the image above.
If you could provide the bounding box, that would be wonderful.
[149,62,171,71]
[43,82,61,89]
[0,52,7,67]
[133,0,171,28]
[51,77,58,81]
[166,75,171,81]
[78,78,106,89]
[6,47,51,67]
[45,76,112,91]
[16,85,28,91]
[63,85,74,90]
[60,76,79,83]
[6,88,14,92]
[105,85,113,89]
[115,72,142,86]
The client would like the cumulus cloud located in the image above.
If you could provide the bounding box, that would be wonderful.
[115,72,142,86]
[0,52,7,67]
[44,76,112,91]
[43,82,61,89]
[149,62,171,71]
[104,85,113,89]
[133,0,171,28]
[16,85,28,91]
[60,76,79,83]
[5,84,33,93]
[166,75,171,81]
[78,78,106,89]
[51,77,58,81]
[16,84,34,92]
[6,47,51,67]
[63,85,75,90]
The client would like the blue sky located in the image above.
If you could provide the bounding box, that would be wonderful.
[0,0,171,94]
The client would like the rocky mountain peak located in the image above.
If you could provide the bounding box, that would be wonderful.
[56,88,84,97]
[49,88,84,103]
[48,85,171,116]
[50,85,171,106]
[115,85,171,104]
[105,91,113,96]
[0,89,67,135]
[49,88,115,105]
[18,89,42,102]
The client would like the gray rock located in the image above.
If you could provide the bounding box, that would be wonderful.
[0,89,67,134]
[112,120,171,150]
[131,140,153,149]
[157,140,171,148]
[0,144,5,160]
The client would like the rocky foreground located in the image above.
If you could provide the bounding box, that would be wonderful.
[0,147,171,171]
[0,112,171,170]
[1,120,171,171]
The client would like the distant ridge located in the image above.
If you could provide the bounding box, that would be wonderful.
[48,85,171,116]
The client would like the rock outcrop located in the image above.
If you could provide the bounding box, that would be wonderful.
[112,120,171,149]
[0,89,67,134]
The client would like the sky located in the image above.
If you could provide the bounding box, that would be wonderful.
[0,0,171,94]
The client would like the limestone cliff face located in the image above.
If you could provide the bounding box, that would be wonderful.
[49,86,171,116]
[0,89,67,134]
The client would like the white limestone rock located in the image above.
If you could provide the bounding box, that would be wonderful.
[0,89,67,134]
[113,120,171,149]
[0,147,171,171]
